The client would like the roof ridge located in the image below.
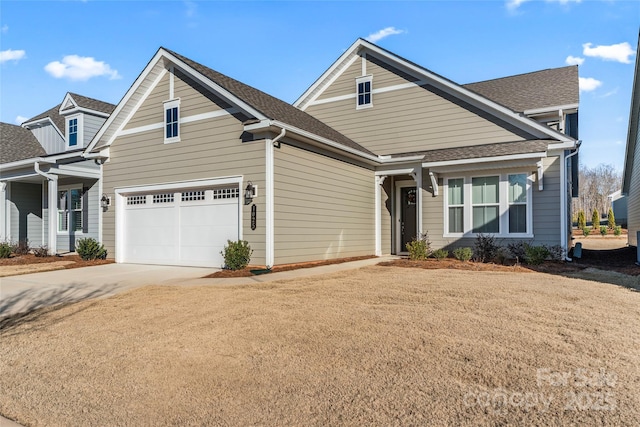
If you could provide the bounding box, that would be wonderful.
[464,65,578,86]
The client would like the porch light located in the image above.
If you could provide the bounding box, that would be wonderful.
[244,182,257,204]
[100,193,111,209]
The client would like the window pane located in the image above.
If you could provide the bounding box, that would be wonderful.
[72,210,83,231]
[509,205,527,233]
[58,211,68,231]
[472,176,499,204]
[448,179,463,205]
[58,190,67,210]
[358,82,364,94]
[166,109,172,123]
[509,174,527,203]
[449,207,463,233]
[364,81,371,92]
[364,94,370,104]
[473,206,499,233]
[70,189,82,210]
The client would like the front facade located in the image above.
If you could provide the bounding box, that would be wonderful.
[0,93,114,253]
[622,33,640,247]
[83,40,579,268]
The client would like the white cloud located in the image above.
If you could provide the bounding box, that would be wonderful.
[582,42,636,64]
[601,88,618,98]
[365,27,405,43]
[565,55,584,66]
[579,77,602,92]
[507,0,581,11]
[15,115,29,125]
[44,55,121,81]
[0,49,26,63]
[184,0,197,18]
[1,25,8,34]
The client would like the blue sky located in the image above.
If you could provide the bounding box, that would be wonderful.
[1,0,638,174]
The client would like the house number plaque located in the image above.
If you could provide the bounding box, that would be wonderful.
[251,204,257,230]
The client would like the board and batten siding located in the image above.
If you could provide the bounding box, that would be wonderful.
[9,182,42,246]
[29,123,64,155]
[306,54,530,156]
[627,127,640,247]
[423,156,561,251]
[102,68,266,264]
[273,143,376,264]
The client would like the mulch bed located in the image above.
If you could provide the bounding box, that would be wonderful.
[205,255,377,278]
[0,254,114,269]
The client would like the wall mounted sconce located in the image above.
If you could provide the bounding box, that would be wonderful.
[100,193,111,209]
[244,182,258,205]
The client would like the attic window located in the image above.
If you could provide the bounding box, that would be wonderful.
[356,75,373,109]
[164,99,180,144]
[69,118,78,146]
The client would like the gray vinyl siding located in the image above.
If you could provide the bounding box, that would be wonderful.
[627,128,640,247]
[83,114,107,147]
[102,68,266,264]
[422,157,561,252]
[43,178,99,253]
[306,55,529,156]
[9,182,42,246]
[273,143,375,264]
[29,123,64,154]
[380,179,392,254]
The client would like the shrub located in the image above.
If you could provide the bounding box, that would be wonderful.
[473,233,499,263]
[600,226,608,236]
[453,247,473,262]
[12,239,30,255]
[406,232,431,261]
[494,247,509,265]
[221,239,253,270]
[432,249,448,260]
[33,245,50,257]
[76,237,107,261]
[592,209,600,228]
[524,245,550,265]
[614,225,622,236]
[582,227,591,237]
[607,207,616,230]
[0,242,12,258]
[545,244,565,261]
[577,210,586,231]
[507,241,529,262]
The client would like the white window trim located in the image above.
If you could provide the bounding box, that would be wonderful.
[443,171,533,239]
[57,185,84,235]
[163,98,181,144]
[355,75,373,110]
[66,114,83,150]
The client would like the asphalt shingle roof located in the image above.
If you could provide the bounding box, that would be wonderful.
[393,140,551,163]
[0,122,46,164]
[463,66,579,113]
[24,104,65,135]
[165,48,375,156]
[62,93,116,115]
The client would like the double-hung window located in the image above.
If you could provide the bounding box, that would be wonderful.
[508,174,527,233]
[68,118,78,146]
[472,176,500,233]
[164,99,180,143]
[355,76,372,109]
[58,188,83,232]
[447,178,464,233]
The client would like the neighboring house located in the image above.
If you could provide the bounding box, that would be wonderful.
[608,190,627,228]
[622,33,640,247]
[0,93,115,253]
[85,39,579,268]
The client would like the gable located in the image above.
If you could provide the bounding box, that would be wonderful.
[304,51,537,156]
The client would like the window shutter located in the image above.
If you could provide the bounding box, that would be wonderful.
[82,186,89,233]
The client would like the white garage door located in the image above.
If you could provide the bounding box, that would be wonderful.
[123,186,239,267]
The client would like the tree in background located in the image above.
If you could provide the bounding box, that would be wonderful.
[572,163,621,224]
[608,207,616,229]
[577,210,586,230]
[592,208,601,229]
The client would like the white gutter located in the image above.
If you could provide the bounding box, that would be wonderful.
[562,141,581,262]
[422,151,547,169]
[523,104,579,116]
[265,128,286,268]
[547,141,578,151]
[34,161,57,181]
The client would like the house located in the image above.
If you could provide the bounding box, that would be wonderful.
[622,33,640,248]
[608,190,627,228]
[0,93,115,253]
[84,39,579,268]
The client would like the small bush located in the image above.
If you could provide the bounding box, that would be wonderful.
[453,247,473,262]
[600,226,608,236]
[582,227,591,237]
[524,245,550,265]
[507,241,529,262]
[607,207,616,230]
[76,237,107,261]
[432,249,448,260]
[12,239,30,255]
[494,247,509,265]
[221,239,253,270]
[577,210,586,231]
[474,233,499,263]
[592,209,600,228]
[545,244,565,261]
[0,242,12,258]
[614,225,622,236]
[406,232,431,261]
[33,245,50,257]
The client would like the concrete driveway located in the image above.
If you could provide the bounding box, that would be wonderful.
[0,263,217,318]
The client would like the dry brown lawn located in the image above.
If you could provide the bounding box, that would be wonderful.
[1,266,639,426]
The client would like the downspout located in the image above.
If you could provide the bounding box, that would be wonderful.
[562,141,581,262]
[265,128,286,268]
[35,162,59,254]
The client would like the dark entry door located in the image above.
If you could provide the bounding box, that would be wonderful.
[400,187,417,252]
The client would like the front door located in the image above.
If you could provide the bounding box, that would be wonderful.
[400,187,417,252]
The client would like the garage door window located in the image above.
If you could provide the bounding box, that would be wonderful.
[127,195,146,205]
[213,187,239,199]
[182,191,205,202]
[153,193,174,204]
